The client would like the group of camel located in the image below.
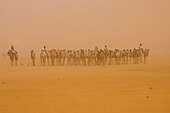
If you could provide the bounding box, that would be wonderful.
[7,47,149,67]
[7,47,149,66]
[30,47,149,66]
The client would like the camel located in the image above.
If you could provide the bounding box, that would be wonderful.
[40,50,48,66]
[104,49,109,65]
[72,50,77,65]
[48,49,56,66]
[99,49,105,65]
[61,50,67,66]
[143,49,149,64]
[126,49,129,64]
[30,50,35,66]
[93,50,99,65]
[129,49,133,64]
[133,49,138,64]
[7,50,18,66]
[66,50,72,66]
[76,50,81,66]
[121,50,127,64]
[87,50,92,66]
[114,49,121,64]
[132,49,143,64]
[108,50,114,65]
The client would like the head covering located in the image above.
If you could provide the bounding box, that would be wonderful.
[11,45,14,50]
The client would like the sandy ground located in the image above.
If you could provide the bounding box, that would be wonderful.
[0,56,170,113]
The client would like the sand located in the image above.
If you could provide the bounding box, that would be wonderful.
[0,56,170,113]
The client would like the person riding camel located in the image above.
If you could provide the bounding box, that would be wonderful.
[10,45,16,53]
[41,46,47,53]
[139,43,143,50]
[104,45,108,51]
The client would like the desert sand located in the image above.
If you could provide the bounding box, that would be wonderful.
[0,56,170,113]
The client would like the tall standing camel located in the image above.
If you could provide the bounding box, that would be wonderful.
[7,50,18,66]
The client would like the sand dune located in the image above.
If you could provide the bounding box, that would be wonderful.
[0,56,170,113]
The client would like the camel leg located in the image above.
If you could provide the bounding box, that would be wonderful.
[15,60,17,66]
[33,59,35,66]
[11,58,14,66]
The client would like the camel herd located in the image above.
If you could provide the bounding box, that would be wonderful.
[29,47,149,66]
[7,47,149,66]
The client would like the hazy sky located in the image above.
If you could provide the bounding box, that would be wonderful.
[0,0,170,59]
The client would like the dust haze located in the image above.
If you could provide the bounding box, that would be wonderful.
[0,0,170,113]
[0,0,170,61]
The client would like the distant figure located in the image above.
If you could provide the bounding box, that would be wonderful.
[7,45,18,66]
[143,49,150,64]
[104,45,108,51]
[30,50,36,66]
[11,45,16,53]
[40,46,49,66]
[11,45,14,50]
[42,46,47,53]
[95,46,98,51]
[139,43,143,50]
[104,45,109,64]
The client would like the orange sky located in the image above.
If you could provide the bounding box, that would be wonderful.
[0,0,170,59]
